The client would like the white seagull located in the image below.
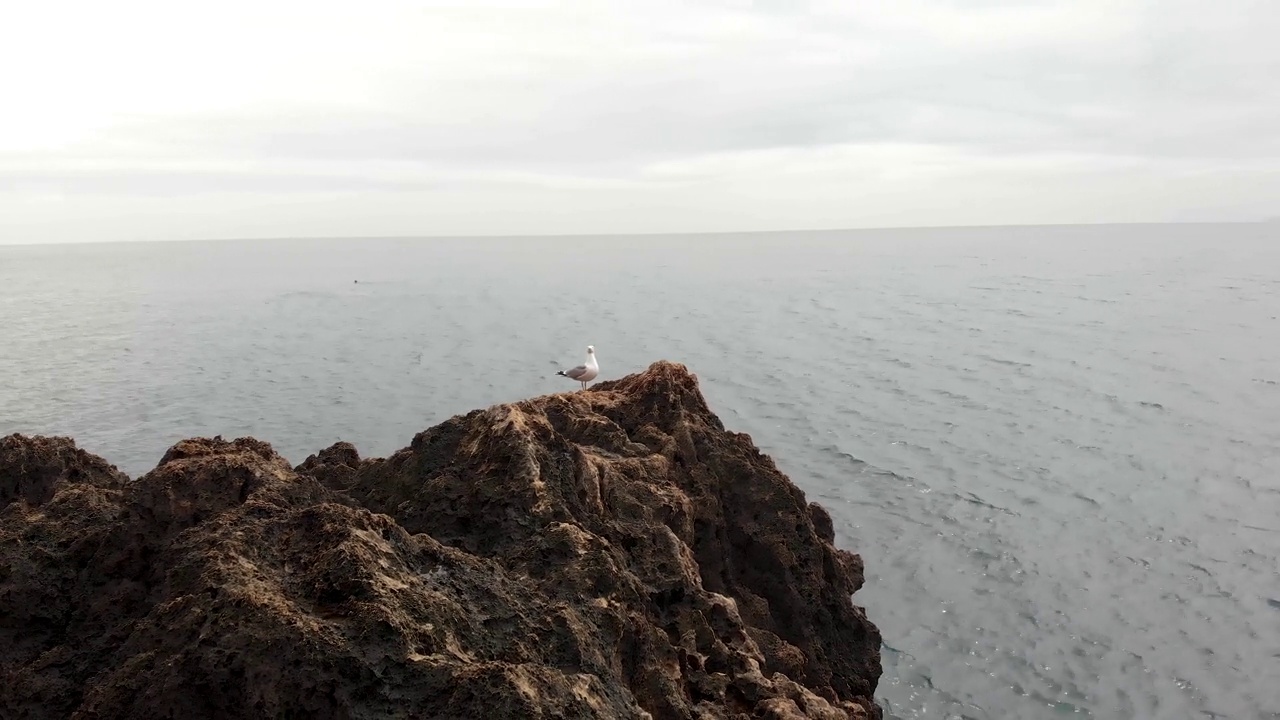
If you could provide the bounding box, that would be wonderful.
[556,345,599,389]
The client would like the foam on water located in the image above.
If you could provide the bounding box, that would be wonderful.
[2,224,1278,718]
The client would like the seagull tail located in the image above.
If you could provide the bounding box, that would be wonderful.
[555,370,567,377]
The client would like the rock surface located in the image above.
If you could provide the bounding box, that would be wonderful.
[0,361,882,719]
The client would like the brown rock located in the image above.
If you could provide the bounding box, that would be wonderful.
[0,433,127,508]
[0,361,882,719]
[296,441,364,492]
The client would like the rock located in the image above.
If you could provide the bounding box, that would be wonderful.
[296,441,364,492]
[0,433,127,508]
[0,361,882,719]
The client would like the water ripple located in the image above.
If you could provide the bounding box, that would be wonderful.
[3,226,1279,718]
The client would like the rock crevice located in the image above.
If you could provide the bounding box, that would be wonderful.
[1,361,882,719]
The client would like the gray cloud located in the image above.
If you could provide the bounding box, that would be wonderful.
[2,0,1279,242]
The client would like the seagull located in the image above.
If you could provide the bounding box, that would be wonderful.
[556,345,599,389]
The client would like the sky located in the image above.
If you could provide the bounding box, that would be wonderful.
[2,0,1278,244]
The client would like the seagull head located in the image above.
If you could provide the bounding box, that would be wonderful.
[586,345,595,354]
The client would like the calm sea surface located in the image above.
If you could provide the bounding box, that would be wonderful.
[2,225,1278,719]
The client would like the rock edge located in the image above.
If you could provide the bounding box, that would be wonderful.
[1,360,882,719]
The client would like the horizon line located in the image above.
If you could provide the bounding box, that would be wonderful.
[0,218,1269,249]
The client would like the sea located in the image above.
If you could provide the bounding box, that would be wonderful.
[2,224,1278,719]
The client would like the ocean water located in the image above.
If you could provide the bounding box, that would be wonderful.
[2,224,1278,719]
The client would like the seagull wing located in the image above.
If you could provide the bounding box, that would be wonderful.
[562,364,590,380]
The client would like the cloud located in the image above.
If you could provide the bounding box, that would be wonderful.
[1,0,1278,242]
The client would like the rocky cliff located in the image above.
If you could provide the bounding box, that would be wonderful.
[0,361,882,719]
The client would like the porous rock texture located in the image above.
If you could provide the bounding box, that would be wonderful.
[0,361,882,719]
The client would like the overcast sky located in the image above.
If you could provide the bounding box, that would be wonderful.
[2,0,1278,244]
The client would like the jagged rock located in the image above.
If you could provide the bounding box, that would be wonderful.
[0,433,127,508]
[0,361,881,719]
[296,441,363,492]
